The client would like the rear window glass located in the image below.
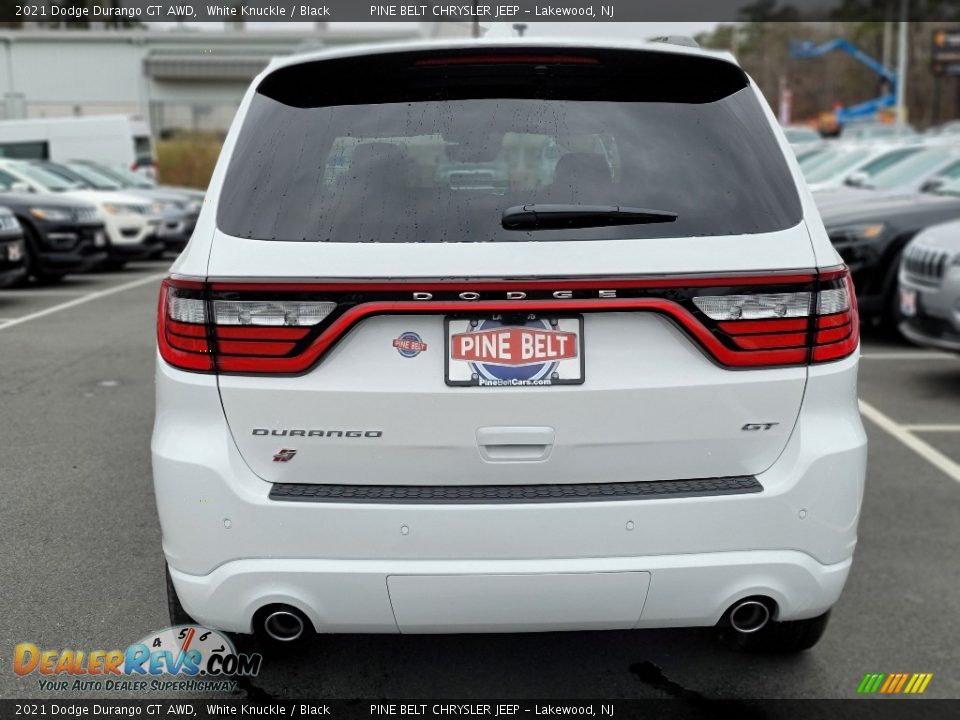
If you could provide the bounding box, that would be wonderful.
[218,49,802,243]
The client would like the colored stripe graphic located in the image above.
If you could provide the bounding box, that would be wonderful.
[858,674,885,693]
[858,673,932,694]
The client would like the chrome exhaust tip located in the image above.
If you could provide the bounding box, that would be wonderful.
[262,608,306,642]
[729,599,771,634]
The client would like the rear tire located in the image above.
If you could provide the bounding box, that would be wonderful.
[165,564,196,627]
[718,610,831,654]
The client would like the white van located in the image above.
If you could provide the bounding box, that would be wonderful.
[0,115,156,178]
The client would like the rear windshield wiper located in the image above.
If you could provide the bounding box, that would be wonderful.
[502,204,678,231]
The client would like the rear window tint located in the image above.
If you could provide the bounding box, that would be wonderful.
[218,49,801,243]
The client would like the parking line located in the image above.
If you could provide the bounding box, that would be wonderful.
[0,272,166,332]
[859,400,960,484]
[903,424,960,433]
[860,352,956,360]
[0,289,87,297]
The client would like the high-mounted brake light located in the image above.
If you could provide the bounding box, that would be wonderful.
[157,269,859,375]
[413,54,600,67]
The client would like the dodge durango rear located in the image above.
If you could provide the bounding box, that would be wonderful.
[152,39,867,653]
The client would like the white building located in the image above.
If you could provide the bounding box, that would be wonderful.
[0,24,473,135]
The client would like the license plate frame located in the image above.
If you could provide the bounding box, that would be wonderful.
[444,314,585,388]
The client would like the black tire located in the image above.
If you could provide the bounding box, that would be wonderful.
[718,610,831,654]
[165,564,196,627]
[101,259,127,271]
[878,249,908,341]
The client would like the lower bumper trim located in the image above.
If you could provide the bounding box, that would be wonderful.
[268,475,762,504]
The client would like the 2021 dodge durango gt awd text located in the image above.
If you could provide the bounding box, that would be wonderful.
[152,40,867,653]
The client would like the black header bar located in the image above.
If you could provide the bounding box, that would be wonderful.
[3,1,960,24]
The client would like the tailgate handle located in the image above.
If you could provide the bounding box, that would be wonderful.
[477,426,555,462]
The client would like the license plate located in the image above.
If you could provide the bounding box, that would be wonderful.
[445,315,585,387]
[7,243,21,262]
[93,231,107,248]
[900,288,917,317]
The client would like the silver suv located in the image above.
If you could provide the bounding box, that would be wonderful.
[899,220,960,351]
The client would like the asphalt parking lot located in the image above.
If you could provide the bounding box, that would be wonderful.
[0,262,957,701]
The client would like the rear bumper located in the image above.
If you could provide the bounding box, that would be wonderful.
[153,354,866,634]
[171,551,851,634]
[36,244,107,275]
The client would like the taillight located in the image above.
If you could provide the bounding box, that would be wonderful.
[811,268,860,363]
[157,278,213,372]
[694,266,859,366]
[157,268,859,375]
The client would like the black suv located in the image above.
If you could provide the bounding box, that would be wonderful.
[0,191,107,283]
[820,186,960,327]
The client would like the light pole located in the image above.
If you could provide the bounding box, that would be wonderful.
[895,0,909,132]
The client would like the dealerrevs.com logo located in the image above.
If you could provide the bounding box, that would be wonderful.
[14,626,262,693]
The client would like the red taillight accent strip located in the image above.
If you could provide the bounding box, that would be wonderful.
[215,326,311,341]
[717,318,809,335]
[217,340,297,357]
[730,333,808,350]
[818,266,849,281]
[167,320,207,338]
[167,335,210,353]
[215,298,809,374]
[413,54,600,67]
[815,325,853,344]
[159,270,860,375]
[817,312,851,329]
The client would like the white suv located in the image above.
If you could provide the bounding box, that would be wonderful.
[153,39,867,653]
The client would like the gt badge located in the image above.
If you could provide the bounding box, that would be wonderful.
[273,448,297,462]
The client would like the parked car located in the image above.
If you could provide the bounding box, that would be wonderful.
[898,219,960,352]
[0,184,106,283]
[814,145,960,209]
[65,160,203,254]
[0,158,162,269]
[39,160,199,257]
[820,180,960,326]
[0,206,27,287]
[803,144,924,193]
[155,39,866,653]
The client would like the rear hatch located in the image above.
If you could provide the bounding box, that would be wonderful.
[203,45,816,486]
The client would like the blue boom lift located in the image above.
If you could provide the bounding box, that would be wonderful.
[789,38,898,125]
